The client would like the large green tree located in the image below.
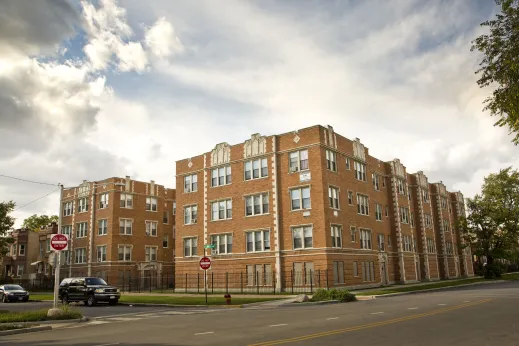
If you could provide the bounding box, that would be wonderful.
[0,201,16,257]
[460,167,519,278]
[471,0,519,144]
[22,214,58,232]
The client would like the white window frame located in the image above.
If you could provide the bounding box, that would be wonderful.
[289,149,309,172]
[211,199,232,221]
[119,219,133,235]
[210,233,233,254]
[357,194,369,215]
[290,186,311,211]
[375,203,382,221]
[145,221,158,236]
[97,245,107,262]
[146,197,158,211]
[145,246,158,262]
[184,237,198,257]
[18,244,26,256]
[120,193,133,208]
[75,248,86,264]
[118,245,132,261]
[184,205,198,225]
[245,193,269,216]
[403,236,412,252]
[78,197,88,213]
[360,229,372,249]
[17,264,24,277]
[292,225,313,250]
[345,158,351,170]
[184,174,198,193]
[63,201,73,216]
[354,161,367,181]
[163,235,169,248]
[99,193,109,209]
[378,234,385,251]
[211,165,232,187]
[246,230,271,252]
[331,225,342,248]
[400,207,410,224]
[61,225,72,237]
[372,173,380,190]
[244,158,268,180]
[173,202,176,215]
[326,150,337,172]
[98,219,108,236]
[350,226,356,242]
[422,189,430,203]
[76,222,87,238]
[397,179,406,195]
[328,186,339,209]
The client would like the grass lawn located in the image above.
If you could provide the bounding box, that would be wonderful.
[30,294,283,305]
[0,306,82,323]
[355,277,488,296]
[502,272,519,280]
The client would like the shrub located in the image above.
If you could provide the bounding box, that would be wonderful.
[484,263,506,279]
[311,288,356,303]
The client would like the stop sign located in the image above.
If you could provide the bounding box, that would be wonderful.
[199,256,211,270]
[50,234,68,251]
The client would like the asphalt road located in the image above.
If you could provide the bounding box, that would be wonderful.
[2,281,519,345]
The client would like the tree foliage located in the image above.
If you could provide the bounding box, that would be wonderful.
[22,214,58,232]
[460,167,519,277]
[0,201,16,257]
[471,0,519,144]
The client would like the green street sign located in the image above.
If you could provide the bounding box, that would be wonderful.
[204,244,216,249]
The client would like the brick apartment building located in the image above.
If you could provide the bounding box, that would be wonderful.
[1,228,39,280]
[58,176,176,287]
[175,125,473,292]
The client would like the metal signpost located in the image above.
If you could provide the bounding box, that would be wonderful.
[51,234,68,309]
[199,257,211,304]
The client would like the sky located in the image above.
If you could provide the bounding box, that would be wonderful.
[0,0,517,227]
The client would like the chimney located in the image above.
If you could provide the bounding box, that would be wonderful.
[150,180,155,196]
[125,176,131,192]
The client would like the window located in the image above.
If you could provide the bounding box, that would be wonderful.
[184,238,198,257]
[413,238,417,253]
[408,187,412,201]
[326,150,337,172]
[163,211,169,224]
[211,234,233,254]
[146,197,157,211]
[18,244,25,256]
[63,202,73,216]
[17,265,24,277]
[348,191,353,205]
[245,158,268,180]
[120,193,133,208]
[345,158,351,170]
[290,187,311,210]
[245,193,269,216]
[173,202,176,215]
[211,199,232,220]
[410,212,414,227]
[400,207,410,224]
[247,264,273,286]
[246,230,270,252]
[372,173,380,190]
[331,225,342,248]
[378,234,385,251]
[46,239,50,252]
[441,197,447,209]
[350,226,356,242]
[145,221,158,236]
[332,261,345,284]
[145,246,158,262]
[76,222,87,238]
[328,186,339,209]
[362,262,375,282]
[385,206,389,217]
[442,219,450,233]
[292,226,313,249]
[184,205,198,225]
[425,214,433,228]
[119,219,133,235]
[97,246,107,262]
[212,166,232,186]
[98,219,108,235]
[63,250,71,265]
[403,236,412,252]
[357,194,369,215]
[353,262,359,277]
[397,179,406,195]
[388,235,392,248]
[422,189,430,203]
[78,197,88,212]
[75,248,86,264]
[354,161,366,181]
[360,229,372,249]
[446,242,454,255]
[99,193,109,209]
[375,203,382,221]
[427,238,436,253]
[382,177,386,187]
[183,174,198,193]
[118,245,132,261]
[289,150,309,172]
[163,235,169,248]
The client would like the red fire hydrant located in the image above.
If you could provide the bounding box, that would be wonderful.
[224,294,231,305]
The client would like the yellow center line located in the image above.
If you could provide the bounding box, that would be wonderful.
[248,299,492,346]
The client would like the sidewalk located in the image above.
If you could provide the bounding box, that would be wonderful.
[120,292,291,299]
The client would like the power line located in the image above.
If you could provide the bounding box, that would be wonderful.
[14,187,61,212]
[0,174,59,187]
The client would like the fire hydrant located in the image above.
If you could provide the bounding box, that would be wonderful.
[224,294,231,305]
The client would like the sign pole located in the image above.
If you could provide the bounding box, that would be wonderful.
[205,269,208,305]
[53,184,64,309]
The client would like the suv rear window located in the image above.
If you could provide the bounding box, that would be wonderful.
[85,278,108,286]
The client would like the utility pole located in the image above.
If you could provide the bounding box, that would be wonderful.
[52,183,64,309]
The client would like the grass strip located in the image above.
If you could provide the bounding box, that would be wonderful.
[0,306,82,323]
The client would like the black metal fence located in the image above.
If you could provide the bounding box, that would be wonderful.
[0,277,55,292]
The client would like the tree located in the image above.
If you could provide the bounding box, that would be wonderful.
[0,201,16,257]
[459,167,519,278]
[22,214,58,232]
[471,0,519,144]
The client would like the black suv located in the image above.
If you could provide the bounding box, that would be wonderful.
[59,277,120,306]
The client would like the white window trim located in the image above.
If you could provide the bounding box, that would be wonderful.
[75,248,87,264]
[96,245,107,262]
[184,204,198,225]
[328,185,340,210]
[211,199,233,221]
[119,218,133,235]
[289,186,311,211]
[245,193,269,217]
[145,220,158,237]
[76,222,88,238]
[244,157,269,181]
[98,219,108,236]
[211,165,232,187]
[99,193,109,209]
[145,246,158,262]
[120,193,133,209]
[291,225,313,250]
[331,224,342,248]
[288,149,309,173]
[210,233,233,255]
[356,193,369,216]
[245,230,271,253]
[359,229,372,250]
[184,174,198,193]
[118,244,133,262]
[326,150,337,172]
[183,237,198,257]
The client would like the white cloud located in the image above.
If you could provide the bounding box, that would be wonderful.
[145,17,184,58]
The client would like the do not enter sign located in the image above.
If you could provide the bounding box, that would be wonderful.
[50,234,68,251]
[199,256,211,270]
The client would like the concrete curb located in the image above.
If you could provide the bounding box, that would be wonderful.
[118,302,243,309]
[0,326,52,336]
[278,300,342,307]
[0,317,89,327]
[370,280,505,298]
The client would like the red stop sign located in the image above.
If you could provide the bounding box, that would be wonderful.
[51,234,68,251]
[199,256,211,270]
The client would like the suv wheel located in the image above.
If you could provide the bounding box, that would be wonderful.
[86,294,97,307]
[61,294,69,305]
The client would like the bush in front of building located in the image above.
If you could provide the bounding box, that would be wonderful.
[310,288,356,303]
